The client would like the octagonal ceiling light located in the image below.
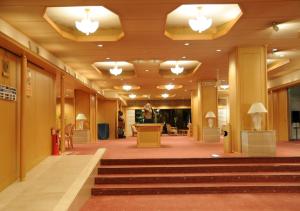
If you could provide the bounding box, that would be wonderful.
[165,4,242,40]
[43,6,124,41]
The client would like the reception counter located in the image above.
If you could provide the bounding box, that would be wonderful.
[136,124,162,147]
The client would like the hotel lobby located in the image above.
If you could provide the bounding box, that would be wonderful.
[1,1,300,210]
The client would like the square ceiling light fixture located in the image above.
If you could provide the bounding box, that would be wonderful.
[43,6,124,41]
[165,4,242,40]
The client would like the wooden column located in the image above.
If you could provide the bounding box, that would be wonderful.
[191,81,218,141]
[20,54,27,180]
[60,74,65,152]
[268,89,289,141]
[229,46,268,152]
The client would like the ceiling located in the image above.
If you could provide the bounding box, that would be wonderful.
[0,0,300,100]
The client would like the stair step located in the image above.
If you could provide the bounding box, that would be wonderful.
[100,157,300,166]
[98,164,300,174]
[95,174,300,184]
[91,182,300,195]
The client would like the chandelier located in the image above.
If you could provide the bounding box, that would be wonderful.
[165,84,175,90]
[75,9,99,35]
[171,63,184,75]
[129,94,136,99]
[161,93,169,98]
[109,63,122,76]
[188,8,212,33]
[123,85,132,91]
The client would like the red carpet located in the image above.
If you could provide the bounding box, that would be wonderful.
[79,137,300,211]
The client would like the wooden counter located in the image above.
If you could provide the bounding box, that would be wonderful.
[136,124,162,147]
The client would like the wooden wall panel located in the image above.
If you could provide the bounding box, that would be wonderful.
[201,84,218,129]
[268,89,289,141]
[0,49,18,191]
[56,98,75,128]
[191,90,199,140]
[74,89,90,130]
[97,99,118,140]
[23,63,55,172]
[89,94,97,142]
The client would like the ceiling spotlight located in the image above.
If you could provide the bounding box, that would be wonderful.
[272,48,278,52]
[189,7,212,33]
[171,63,184,75]
[145,69,149,72]
[161,93,169,98]
[122,85,132,91]
[216,49,222,52]
[182,56,187,59]
[129,94,136,99]
[106,57,110,60]
[75,8,99,35]
[97,44,103,47]
[272,22,279,32]
[184,43,190,46]
[165,84,175,90]
[109,63,122,76]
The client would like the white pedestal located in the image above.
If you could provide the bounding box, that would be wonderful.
[73,129,90,144]
[203,128,220,143]
[241,130,276,157]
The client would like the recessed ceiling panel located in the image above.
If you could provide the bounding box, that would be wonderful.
[43,6,124,41]
[165,4,242,40]
[159,60,201,78]
[93,61,135,78]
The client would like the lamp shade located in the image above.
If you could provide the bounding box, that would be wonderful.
[76,113,87,121]
[247,102,267,114]
[205,111,216,118]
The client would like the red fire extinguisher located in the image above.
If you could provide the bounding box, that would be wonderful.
[51,128,59,155]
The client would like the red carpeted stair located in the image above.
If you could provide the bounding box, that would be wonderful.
[92,157,300,195]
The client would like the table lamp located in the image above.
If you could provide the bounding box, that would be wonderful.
[76,113,87,130]
[205,111,216,128]
[247,102,267,131]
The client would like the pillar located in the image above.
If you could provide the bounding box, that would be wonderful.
[60,74,65,152]
[229,46,268,152]
[191,81,218,141]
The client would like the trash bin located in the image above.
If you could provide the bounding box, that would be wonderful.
[222,124,231,153]
[98,123,109,140]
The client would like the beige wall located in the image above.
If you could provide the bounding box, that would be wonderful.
[268,89,289,141]
[0,49,19,191]
[97,99,118,140]
[23,63,56,172]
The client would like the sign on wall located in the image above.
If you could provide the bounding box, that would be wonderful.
[0,84,17,101]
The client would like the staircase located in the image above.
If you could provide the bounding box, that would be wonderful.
[92,157,300,195]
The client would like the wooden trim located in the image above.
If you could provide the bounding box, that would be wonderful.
[20,54,27,180]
